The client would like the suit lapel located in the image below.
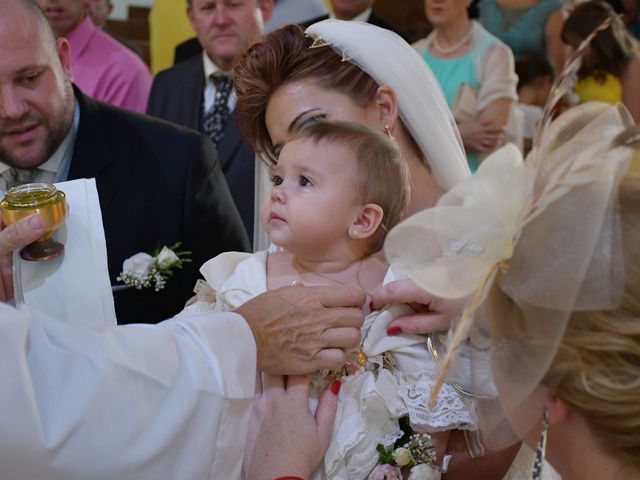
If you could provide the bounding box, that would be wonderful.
[181,57,205,131]
[68,88,120,214]
[217,110,244,172]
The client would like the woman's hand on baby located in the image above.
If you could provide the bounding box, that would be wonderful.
[243,373,341,480]
[370,278,468,335]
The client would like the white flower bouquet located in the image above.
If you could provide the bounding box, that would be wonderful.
[369,429,442,480]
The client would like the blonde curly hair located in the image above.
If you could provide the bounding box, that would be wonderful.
[547,175,640,470]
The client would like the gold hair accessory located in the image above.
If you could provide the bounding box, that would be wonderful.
[304,32,353,61]
[341,51,354,63]
[306,32,329,49]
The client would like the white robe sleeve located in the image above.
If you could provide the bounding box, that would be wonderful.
[0,302,256,480]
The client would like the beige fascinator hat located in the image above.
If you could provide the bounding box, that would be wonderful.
[384,18,640,446]
[386,99,637,446]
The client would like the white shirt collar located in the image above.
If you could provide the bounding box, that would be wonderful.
[201,50,237,113]
[202,51,227,79]
[329,7,372,22]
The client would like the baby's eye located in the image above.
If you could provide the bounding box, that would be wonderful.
[299,176,312,187]
[270,174,283,186]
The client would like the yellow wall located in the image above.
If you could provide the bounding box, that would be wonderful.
[149,0,334,74]
[149,0,195,74]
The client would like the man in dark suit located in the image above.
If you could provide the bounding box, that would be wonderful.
[0,0,250,324]
[148,0,274,242]
[174,37,202,65]
[301,0,404,38]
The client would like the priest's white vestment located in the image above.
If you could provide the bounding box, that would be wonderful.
[0,302,256,480]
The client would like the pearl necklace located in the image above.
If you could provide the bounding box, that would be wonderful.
[432,27,473,55]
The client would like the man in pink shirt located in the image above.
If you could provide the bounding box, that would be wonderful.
[36,0,151,112]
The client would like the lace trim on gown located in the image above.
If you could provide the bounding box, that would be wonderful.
[180,252,478,479]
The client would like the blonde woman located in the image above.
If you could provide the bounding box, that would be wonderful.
[385,101,640,480]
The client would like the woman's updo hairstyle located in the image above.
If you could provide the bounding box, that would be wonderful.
[545,176,640,470]
[233,24,379,164]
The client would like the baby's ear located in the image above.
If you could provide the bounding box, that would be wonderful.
[349,204,384,240]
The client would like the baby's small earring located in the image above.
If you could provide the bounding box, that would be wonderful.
[384,124,393,138]
[349,228,359,239]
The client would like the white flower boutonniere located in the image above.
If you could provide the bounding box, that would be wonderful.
[117,243,192,292]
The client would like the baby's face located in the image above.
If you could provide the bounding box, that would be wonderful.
[261,137,362,256]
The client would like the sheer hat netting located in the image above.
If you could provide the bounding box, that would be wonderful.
[385,99,637,448]
[305,20,470,190]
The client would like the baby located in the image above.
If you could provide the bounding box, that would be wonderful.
[183,120,477,479]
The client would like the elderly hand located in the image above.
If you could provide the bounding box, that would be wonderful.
[243,373,340,480]
[371,278,468,335]
[235,284,365,375]
[0,213,46,301]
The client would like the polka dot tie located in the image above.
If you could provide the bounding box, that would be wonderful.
[202,74,234,147]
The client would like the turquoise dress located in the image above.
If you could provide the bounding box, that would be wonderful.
[422,36,492,171]
[479,0,563,58]
[422,51,480,107]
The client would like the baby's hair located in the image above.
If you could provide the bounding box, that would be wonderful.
[291,120,410,254]
[515,54,555,90]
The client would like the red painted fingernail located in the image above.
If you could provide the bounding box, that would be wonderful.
[330,379,341,395]
[387,326,402,336]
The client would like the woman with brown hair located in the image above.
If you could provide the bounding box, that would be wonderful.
[234,21,470,252]
[561,0,640,122]
[233,20,521,480]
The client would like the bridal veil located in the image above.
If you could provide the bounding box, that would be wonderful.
[305,20,470,190]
